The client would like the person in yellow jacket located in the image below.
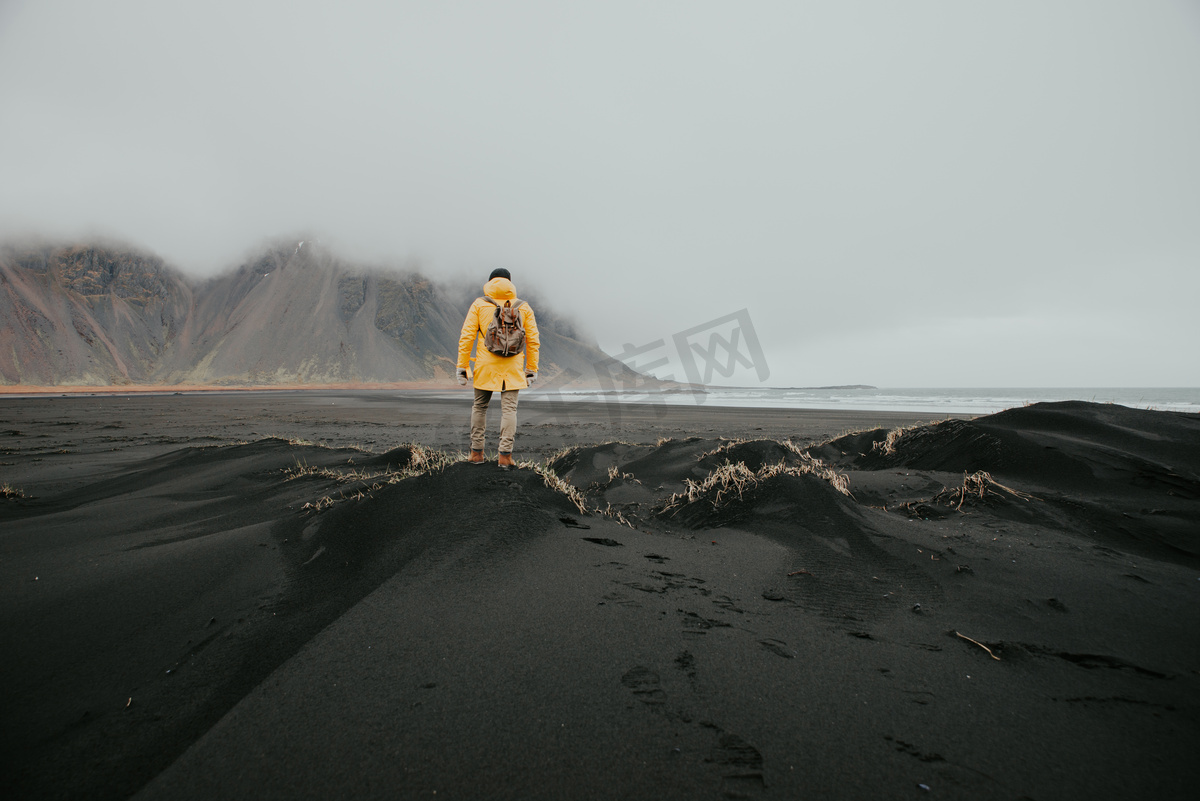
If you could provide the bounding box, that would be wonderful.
[456,268,540,468]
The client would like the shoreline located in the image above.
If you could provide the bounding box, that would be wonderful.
[7,383,1195,419]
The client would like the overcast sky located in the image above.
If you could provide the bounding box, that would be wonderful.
[2,1,1197,388]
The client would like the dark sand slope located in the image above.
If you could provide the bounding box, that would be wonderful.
[2,399,1198,800]
[0,439,418,798]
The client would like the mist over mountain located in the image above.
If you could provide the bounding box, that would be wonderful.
[0,239,623,387]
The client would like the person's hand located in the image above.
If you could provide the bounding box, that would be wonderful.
[457,368,468,386]
[525,371,537,386]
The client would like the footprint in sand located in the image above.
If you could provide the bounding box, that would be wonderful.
[583,536,623,547]
[621,666,667,706]
[674,650,697,681]
[759,638,796,659]
[705,729,766,794]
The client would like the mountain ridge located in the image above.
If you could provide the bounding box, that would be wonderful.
[0,239,629,388]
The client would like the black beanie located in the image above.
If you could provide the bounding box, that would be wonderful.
[488,268,511,281]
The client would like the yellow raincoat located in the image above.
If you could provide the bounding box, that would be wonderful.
[457,277,540,391]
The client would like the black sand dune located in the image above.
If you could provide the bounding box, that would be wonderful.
[1,395,1198,800]
[1,437,582,799]
[815,401,1200,563]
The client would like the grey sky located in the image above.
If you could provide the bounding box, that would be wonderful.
[2,1,1198,387]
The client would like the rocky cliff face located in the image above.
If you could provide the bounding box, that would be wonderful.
[0,240,625,387]
[0,244,192,385]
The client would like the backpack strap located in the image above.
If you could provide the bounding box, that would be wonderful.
[481,297,523,310]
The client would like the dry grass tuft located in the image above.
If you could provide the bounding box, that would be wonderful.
[780,439,816,458]
[870,423,926,457]
[764,458,852,497]
[528,463,589,514]
[663,461,759,513]
[599,502,637,528]
[546,445,580,465]
[661,452,852,517]
[284,459,405,485]
[290,444,454,513]
[2,483,27,499]
[930,470,1037,511]
[301,496,336,513]
[409,443,452,472]
[694,439,851,496]
[780,441,854,495]
[696,439,746,461]
[606,464,640,484]
[283,459,322,480]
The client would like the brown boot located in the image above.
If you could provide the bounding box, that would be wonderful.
[497,452,515,469]
[468,449,486,464]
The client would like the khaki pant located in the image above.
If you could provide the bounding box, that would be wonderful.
[471,387,520,453]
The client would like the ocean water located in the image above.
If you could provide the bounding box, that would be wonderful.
[532,386,1200,416]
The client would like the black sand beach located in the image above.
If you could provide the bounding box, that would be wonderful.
[1,391,1198,800]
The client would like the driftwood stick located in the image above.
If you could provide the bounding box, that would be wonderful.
[955,630,1001,660]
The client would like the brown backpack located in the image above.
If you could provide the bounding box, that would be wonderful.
[480,297,526,356]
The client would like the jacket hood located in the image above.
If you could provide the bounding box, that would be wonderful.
[484,277,517,300]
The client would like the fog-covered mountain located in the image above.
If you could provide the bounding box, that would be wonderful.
[0,240,625,387]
